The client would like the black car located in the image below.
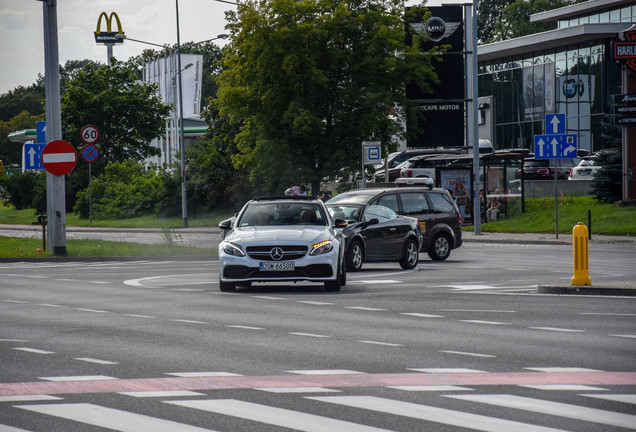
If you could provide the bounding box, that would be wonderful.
[326,203,421,271]
[327,185,462,263]
[516,158,579,180]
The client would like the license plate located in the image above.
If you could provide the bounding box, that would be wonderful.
[260,261,294,271]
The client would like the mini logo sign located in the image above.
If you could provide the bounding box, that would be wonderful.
[94,12,124,44]
[410,17,461,42]
[613,27,636,73]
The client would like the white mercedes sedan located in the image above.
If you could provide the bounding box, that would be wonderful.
[218,196,347,292]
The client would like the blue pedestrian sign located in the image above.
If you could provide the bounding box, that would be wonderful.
[534,134,578,159]
[23,143,45,170]
[545,114,565,134]
[36,121,46,144]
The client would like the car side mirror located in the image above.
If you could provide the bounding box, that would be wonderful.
[364,218,379,227]
[219,219,233,230]
[334,218,348,228]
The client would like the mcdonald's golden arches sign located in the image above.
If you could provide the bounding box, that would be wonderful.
[94,12,124,44]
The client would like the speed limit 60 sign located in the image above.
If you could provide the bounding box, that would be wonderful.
[81,125,100,144]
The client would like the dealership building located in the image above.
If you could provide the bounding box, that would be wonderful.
[476,0,634,152]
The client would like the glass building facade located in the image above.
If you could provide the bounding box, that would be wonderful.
[477,1,633,153]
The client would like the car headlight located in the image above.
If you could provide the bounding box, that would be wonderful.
[310,240,333,256]
[222,242,245,257]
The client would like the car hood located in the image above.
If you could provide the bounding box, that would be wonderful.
[225,226,332,244]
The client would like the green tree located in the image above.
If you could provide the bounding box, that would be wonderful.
[493,0,567,41]
[477,0,515,43]
[215,0,441,194]
[61,59,171,163]
[591,118,622,203]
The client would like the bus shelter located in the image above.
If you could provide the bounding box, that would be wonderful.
[436,151,527,223]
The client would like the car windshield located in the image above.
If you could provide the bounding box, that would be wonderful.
[237,202,326,227]
[327,204,364,223]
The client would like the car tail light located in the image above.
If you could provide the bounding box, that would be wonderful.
[570,168,574,177]
[537,168,549,175]
[407,170,413,178]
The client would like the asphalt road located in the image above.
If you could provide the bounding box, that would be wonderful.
[1,242,635,431]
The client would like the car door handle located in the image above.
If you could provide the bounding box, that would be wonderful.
[390,228,396,231]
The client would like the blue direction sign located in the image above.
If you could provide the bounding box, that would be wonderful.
[36,121,46,144]
[534,134,578,159]
[23,143,45,170]
[545,113,565,134]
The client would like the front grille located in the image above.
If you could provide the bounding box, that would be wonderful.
[222,264,333,280]
[246,245,308,261]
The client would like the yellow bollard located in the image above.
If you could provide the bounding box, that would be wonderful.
[571,222,592,286]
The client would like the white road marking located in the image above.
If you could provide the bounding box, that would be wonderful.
[528,327,585,333]
[289,332,330,338]
[440,350,496,358]
[252,296,286,300]
[582,394,636,404]
[349,280,402,284]
[225,325,264,330]
[409,368,487,373]
[74,358,119,365]
[447,394,636,430]
[388,386,474,392]
[165,372,243,377]
[166,399,390,432]
[2,300,28,304]
[17,403,216,432]
[580,313,636,316]
[438,309,516,313]
[519,385,607,391]
[39,375,117,382]
[255,387,341,393]
[38,304,63,308]
[524,367,603,373]
[460,320,509,325]
[124,314,155,318]
[448,284,496,291]
[400,312,445,318]
[359,340,403,347]
[0,395,62,402]
[310,396,567,432]
[287,369,366,375]
[75,308,108,313]
[611,334,636,339]
[171,319,207,324]
[297,301,334,305]
[118,390,206,398]
[346,306,386,311]
[13,347,54,355]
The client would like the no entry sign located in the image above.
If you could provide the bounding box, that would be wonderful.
[42,140,77,176]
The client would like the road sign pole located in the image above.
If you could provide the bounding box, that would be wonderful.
[42,0,67,256]
[554,159,559,239]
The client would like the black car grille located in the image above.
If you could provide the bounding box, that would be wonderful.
[246,245,308,261]
[223,264,333,279]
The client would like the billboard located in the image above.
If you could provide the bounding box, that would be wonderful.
[405,6,465,148]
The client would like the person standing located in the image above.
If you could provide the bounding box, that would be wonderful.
[317,183,333,202]
[452,181,469,224]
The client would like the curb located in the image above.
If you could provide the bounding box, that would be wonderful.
[537,284,636,296]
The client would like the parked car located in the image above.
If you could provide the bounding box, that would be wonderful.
[515,157,579,180]
[326,203,421,271]
[400,153,464,179]
[569,157,601,180]
[327,182,462,262]
[374,160,411,182]
[218,196,347,292]
[374,148,462,181]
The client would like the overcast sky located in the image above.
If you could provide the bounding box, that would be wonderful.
[0,0,463,95]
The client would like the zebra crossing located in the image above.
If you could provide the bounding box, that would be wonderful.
[3,385,635,431]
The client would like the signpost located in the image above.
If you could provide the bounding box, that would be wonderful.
[534,114,578,238]
[41,140,77,176]
[80,126,100,223]
[361,141,381,189]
